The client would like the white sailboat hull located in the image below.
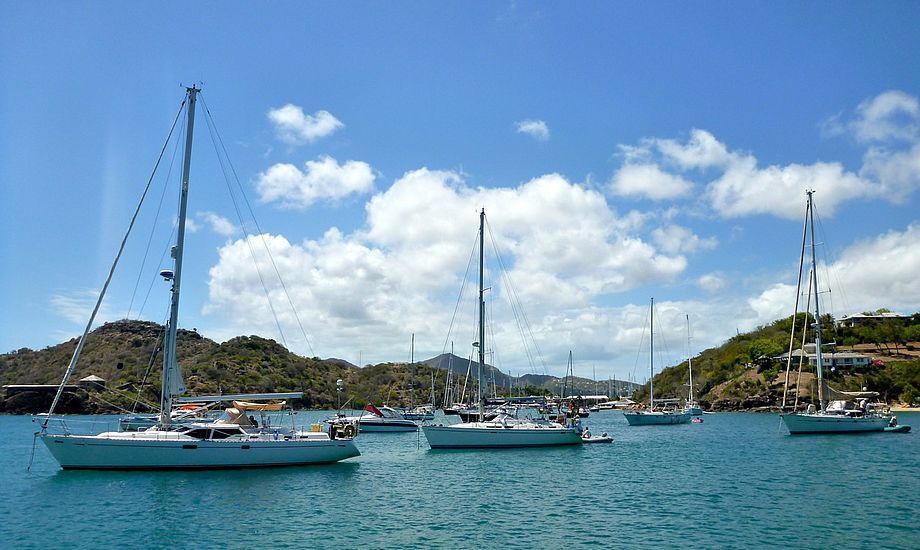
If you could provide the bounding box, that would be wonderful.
[780,413,889,434]
[40,431,359,469]
[422,423,583,448]
[623,410,692,425]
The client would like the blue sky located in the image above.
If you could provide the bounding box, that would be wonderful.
[3,2,920,383]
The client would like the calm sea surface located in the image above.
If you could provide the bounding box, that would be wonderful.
[2,411,917,549]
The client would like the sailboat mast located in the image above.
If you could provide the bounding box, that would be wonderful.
[410,333,415,408]
[160,85,198,427]
[806,190,826,410]
[649,298,654,409]
[477,209,486,419]
[686,314,694,403]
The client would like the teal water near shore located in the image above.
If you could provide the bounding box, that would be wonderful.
[3,411,917,549]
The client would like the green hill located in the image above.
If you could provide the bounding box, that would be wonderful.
[643,311,920,410]
[3,313,918,414]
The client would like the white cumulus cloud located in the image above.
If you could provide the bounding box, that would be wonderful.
[697,273,726,293]
[612,128,879,219]
[515,119,550,141]
[204,169,691,366]
[610,163,694,200]
[267,104,344,145]
[197,211,239,237]
[651,225,717,255]
[256,156,375,209]
[707,156,872,219]
[852,90,920,144]
[824,224,920,314]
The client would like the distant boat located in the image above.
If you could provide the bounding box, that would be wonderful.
[422,210,583,449]
[37,87,359,469]
[402,404,435,421]
[683,315,703,417]
[581,431,613,443]
[623,298,691,426]
[597,398,635,410]
[780,191,896,435]
[402,334,435,421]
[328,404,418,432]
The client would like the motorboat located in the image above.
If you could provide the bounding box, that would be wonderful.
[327,404,418,432]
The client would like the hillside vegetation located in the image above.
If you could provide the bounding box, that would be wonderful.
[0,320,622,413]
[3,312,918,413]
[645,310,920,410]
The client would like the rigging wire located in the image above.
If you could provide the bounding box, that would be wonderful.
[483,216,548,374]
[199,94,317,357]
[137,227,177,317]
[42,94,189,424]
[631,305,650,386]
[812,200,852,321]
[126,113,185,319]
[198,97,288,351]
[438,229,479,356]
[129,309,169,413]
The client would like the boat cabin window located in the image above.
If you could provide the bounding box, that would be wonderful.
[185,428,211,439]
[210,427,244,439]
[183,426,244,440]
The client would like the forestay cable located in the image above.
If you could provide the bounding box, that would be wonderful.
[42,95,188,425]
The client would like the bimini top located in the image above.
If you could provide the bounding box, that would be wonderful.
[232,400,285,411]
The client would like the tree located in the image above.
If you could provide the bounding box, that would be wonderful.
[877,321,906,355]
[748,338,784,366]
[899,383,918,406]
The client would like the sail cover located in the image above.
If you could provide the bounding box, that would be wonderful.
[232,401,285,411]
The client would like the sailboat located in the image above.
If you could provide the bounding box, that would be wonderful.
[421,209,584,448]
[37,87,360,469]
[402,334,435,421]
[623,298,692,426]
[683,315,703,416]
[780,191,894,434]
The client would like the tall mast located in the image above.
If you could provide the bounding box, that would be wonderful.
[160,85,198,427]
[477,208,486,420]
[649,297,654,409]
[410,333,415,407]
[806,190,826,410]
[687,314,694,403]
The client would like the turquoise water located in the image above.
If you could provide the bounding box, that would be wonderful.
[3,411,917,549]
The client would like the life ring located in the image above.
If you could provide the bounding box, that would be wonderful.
[342,424,357,438]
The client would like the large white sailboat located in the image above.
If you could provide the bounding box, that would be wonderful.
[38,87,360,469]
[780,191,892,435]
[623,299,691,426]
[422,209,583,449]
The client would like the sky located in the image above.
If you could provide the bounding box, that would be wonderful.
[2,2,920,383]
